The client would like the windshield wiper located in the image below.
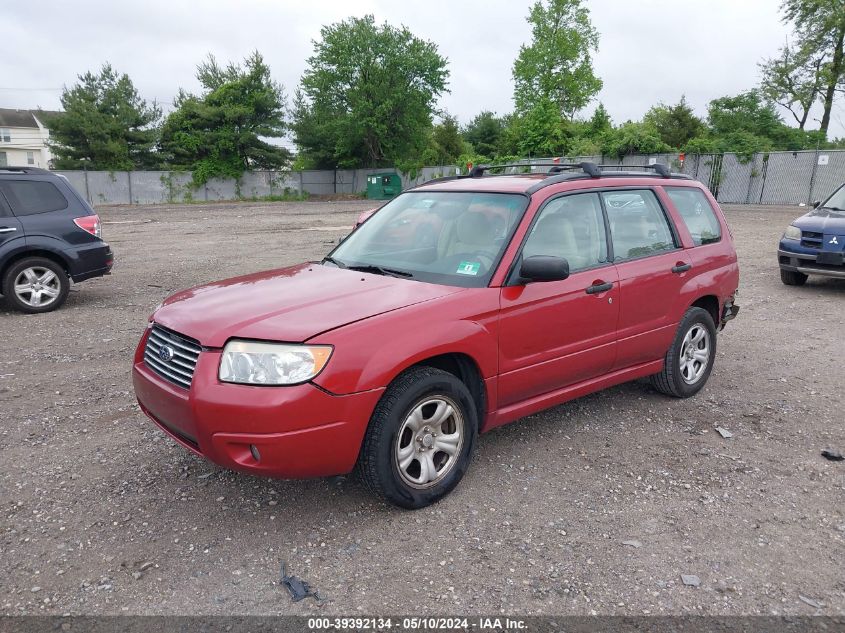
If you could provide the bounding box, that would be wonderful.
[321,256,347,268]
[347,264,414,278]
[821,206,845,212]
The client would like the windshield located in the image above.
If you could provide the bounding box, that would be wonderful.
[822,185,845,213]
[325,192,528,287]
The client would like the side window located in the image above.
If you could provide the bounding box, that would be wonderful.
[522,193,608,272]
[0,180,68,216]
[602,190,677,261]
[665,187,722,246]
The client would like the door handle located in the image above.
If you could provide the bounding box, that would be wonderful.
[671,263,692,273]
[585,281,613,295]
[0,227,17,234]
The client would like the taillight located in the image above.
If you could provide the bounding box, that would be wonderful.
[73,215,101,238]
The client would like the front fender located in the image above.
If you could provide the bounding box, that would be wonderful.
[308,288,500,395]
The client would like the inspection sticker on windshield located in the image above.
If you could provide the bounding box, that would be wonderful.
[456,261,480,275]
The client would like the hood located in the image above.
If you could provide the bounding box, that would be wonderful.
[793,208,845,234]
[152,263,465,347]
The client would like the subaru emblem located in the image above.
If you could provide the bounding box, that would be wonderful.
[159,345,175,362]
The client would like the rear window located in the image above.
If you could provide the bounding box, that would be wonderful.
[665,187,721,246]
[0,180,69,216]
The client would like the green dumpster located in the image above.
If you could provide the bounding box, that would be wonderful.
[366,172,402,200]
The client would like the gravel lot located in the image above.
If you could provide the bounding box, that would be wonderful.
[1,200,843,616]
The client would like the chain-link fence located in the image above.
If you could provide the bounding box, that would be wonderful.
[525,150,845,205]
[56,149,845,206]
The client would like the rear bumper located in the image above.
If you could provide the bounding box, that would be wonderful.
[778,248,845,279]
[69,241,113,282]
[132,332,384,478]
[720,301,739,329]
[717,289,740,331]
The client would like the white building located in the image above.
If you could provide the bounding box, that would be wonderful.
[0,108,60,169]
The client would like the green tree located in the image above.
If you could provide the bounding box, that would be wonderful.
[643,96,705,148]
[601,121,670,159]
[423,114,465,165]
[512,0,602,120]
[781,0,845,135]
[586,103,612,137]
[49,64,161,170]
[502,96,567,157]
[759,43,825,130]
[684,90,821,157]
[463,111,505,159]
[159,51,289,185]
[292,15,448,168]
[706,91,784,138]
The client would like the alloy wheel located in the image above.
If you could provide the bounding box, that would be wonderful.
[679,324,711,384]
[394,396,465,489]
[13,267,62,308]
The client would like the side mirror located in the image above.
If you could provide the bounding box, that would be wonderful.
[519,255,570,283]
[813,200,821,208]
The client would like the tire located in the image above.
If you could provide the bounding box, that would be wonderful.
[651,307,717,398]
[357,366,478,509]
[780,268,808,286]
[2,257,70,314]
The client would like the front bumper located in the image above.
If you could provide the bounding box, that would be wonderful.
[132,331,384,478]
[778,247,845,279]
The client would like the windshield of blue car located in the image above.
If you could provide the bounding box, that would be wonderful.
[822,186,845,214]
[324,192,529,287]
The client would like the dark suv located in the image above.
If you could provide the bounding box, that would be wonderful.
[0,167,112,313]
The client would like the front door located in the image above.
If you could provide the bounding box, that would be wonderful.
[498,192,619,407]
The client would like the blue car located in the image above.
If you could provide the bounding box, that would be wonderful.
[778,183,845,285]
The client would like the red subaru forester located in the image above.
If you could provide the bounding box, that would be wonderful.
[133,163,739,509]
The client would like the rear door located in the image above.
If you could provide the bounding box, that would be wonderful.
[0,177,77,245]
[0,189,24,251]
[603,188,689,370]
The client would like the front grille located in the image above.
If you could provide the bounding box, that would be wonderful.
[800,230,823,249]
[144,324,202,390]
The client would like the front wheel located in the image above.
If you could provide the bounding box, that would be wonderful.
[780,269,808,286]
[357,366,478,509]
[651,307,717,398]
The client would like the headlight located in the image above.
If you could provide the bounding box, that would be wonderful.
[219,340,333,385]
[783,225,801,240]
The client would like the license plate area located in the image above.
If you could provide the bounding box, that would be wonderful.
[817,252,843,265]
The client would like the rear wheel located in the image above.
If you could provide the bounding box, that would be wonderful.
[651,307,716,398]
[357,366,477,509]
[780,269,808,286]
[2,257,69,314]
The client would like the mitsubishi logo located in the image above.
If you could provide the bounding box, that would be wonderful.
[831,236,840,245]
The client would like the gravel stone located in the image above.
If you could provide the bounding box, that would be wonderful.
[1,202,842,616]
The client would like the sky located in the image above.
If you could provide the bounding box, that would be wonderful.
[4,0,845,143]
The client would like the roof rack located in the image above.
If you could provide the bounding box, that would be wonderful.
[597,163,671,177]
[468,162,601,178]
[0,166,51,175]
[412,161,691,192]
